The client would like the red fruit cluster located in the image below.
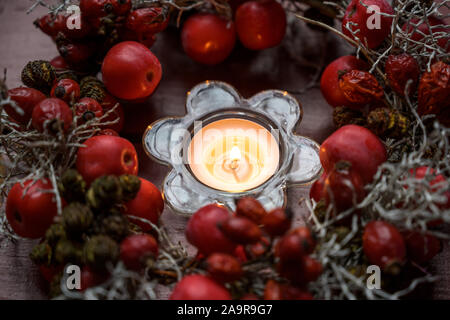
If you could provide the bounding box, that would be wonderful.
[183,197,318,299]
[34,0,167,73]
[181,0,286,65]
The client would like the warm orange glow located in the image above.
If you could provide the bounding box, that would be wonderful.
[188,118,280,192]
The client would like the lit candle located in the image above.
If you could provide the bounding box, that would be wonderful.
[188,118,280,192]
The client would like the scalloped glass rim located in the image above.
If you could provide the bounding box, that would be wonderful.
[143,81,322,216]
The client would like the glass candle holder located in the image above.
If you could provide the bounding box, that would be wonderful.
[143,81,322,216]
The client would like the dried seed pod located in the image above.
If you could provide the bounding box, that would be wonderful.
[385,53,420,96]
[56,70,79,82]
[21,60,56,94]
[332,106,366,128]
[339,70,384,105]
[206,253,243,283]
[86,175,123,209]
[92,212,130,241]
[59,169,87,203]
[219,216,262,244]
[83,235,119,271]
[367,107,410,138]
[119,174,141,202]
[54,239,82,264]
[418,61,450,126]
[30,242,52,265]
[62,202,94,238]
[45,224,67,247]
[235,197,267,223]
[80,76,106,101]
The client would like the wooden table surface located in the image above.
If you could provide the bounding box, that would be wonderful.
[0,0,448,299]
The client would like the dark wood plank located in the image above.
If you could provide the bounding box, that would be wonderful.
[0,0,448,299]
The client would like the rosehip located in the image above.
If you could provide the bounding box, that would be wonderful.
[342,0,393,49]
[320,124,387,184]
[323,161,366,214]
[5,87,46,124]
[120,234,158,270]
[186,204,237,255]
[126,8,169,34]
[80,0,112,18]
[58,42,95,66]
[403,231,441,265]
[110,0,132,16]
[363,221,406,271]
[309,172,326,202]
[76,135,138,185]
[385,53,420,96]
[206,253,243,283]
[320,55,368,108]
[123,178,164,232]
[181,13,236,65]
[50,56,69,70]
[102,41,162,100]
[170,274,231,300]
[261,208,292,237]
[338,70,384,105]
[51,79,81,103]
[80,266,109,291]
[34,14,67,38]
[6,179,58,239]
[32,98,73,133]
[235,0,286,50]
[301,256,323,283]
[219,216,262,244]
[276,259,321,285]
[402,17,449,52]
[235,197,267,223]
[74,97,104,124]
[276,233,306,262]
[62,12,92,39]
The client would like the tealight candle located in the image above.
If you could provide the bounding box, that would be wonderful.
[188,118,280,192]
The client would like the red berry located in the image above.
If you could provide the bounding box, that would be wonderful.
[80,266,108,291]
[170,274,231,300]
[80,0,112,18]
[403,231,441,265]
[100,93,125,133]
[76,135,138,185]
[363,221,406,271]
[123,178,164,232]
[309,172,327,202]
[5,87,46,124]
[51,79,81,103]
[126,8,169,34]
[385,53,420,96]
[323,161,366,214]
[6,179,58,239]
[102,41,162,100]
[206,253,243,283]
[32,98,73,133]
[320,56,369,108]
[301,256,323,283]
[402,17,449,52]
[50,56,69,70]
[235,0,286,50]
[219,216,262,244]
[181,13,236,65]
[276,257,322,285]
[276,226,316,262]
[58,42,95,66]
[110,0,132,16]
[235,197,267,223]
[74,97,104,124]
[186,204,237,255]
[120,234,158,270]
[261,208,292,237]
[342,0,393,49]
[62,12,92,39]
[320,124,387,184]
[34,14,67,37]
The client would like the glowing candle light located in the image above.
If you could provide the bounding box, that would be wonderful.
[188,118,280,192]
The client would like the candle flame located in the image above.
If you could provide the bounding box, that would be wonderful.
[230,146,241,161]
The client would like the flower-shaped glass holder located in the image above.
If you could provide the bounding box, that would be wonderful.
[143,81,322,216]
